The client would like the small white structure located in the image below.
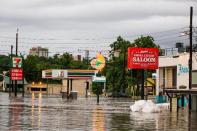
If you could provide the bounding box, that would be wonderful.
[29,46,49,58]
[130,100,170,113]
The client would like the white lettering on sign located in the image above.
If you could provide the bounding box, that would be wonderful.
[10,68,23,80]
[132,57,156,63]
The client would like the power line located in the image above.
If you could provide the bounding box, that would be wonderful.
[1,26,196,56]
[0,26,191,40]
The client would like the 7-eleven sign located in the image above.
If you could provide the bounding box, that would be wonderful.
[12,57,22,68]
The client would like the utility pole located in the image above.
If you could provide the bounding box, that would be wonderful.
[112,42,115,97]
[22,54,24,97]
[15,28,19,97]
[11,45,13,57]
[11,45,14,93]
[85,50,89,65]
[16,28,18,56]
[189,6,193,110]
[141,69,144,100]
[9,45,13,96]
[122,45,126,95]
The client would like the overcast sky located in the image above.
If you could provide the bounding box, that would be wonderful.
[0,0,196,56]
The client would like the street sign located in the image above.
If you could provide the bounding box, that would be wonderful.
[92,76,106,83]
[128,47,159,70]
[90,52,106,71]
[12,57,22,68]
[10,68,23,80]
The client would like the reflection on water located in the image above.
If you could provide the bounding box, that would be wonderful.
[9,98,24,131]
[31,93,34,128]
[0,92,197,131]
[31,93,42,129]
[92,106,105,131]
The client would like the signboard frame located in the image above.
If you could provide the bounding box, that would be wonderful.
[128,47,159,70]
[12,57,23,68]
[10,68,23,80]
[92,76,106,83]
[90,52,106,71]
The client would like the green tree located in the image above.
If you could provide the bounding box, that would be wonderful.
[104,36,132,96]
[131,35,159,77]
[0,55,10,73]
[23,52,89,82]
[132,35,159,48]
[105,36,159,97]
[91,82,104,95]
[24,55,41,82]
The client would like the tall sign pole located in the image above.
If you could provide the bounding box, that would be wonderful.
[189,6,193,110]
[90,52,106,104]
[15,28,19,97]
[22,55,25,97]
[128,47,159,100]
[9,45,13,96]
[141,69,144,100]
[16,28,18,56]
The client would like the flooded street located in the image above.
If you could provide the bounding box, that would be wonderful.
[0,92,197,131]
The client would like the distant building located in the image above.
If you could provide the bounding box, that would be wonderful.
[29,46,49,57]
[156,51,197,111]
[73,55,82,61]
[53,53,61,58]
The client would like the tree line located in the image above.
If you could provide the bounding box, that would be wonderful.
[0,36,159,96]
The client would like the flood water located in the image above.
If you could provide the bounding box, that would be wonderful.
[0,92,197,131]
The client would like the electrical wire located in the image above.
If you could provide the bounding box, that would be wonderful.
[0,26,197,57]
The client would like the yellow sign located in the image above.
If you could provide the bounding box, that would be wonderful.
[90,52,106,71]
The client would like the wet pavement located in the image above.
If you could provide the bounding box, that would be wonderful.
[0,92,197,131]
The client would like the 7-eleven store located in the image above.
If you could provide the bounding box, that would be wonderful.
[42,69,98,97]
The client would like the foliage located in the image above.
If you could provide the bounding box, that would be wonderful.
[104,35,159,97]
[0,35,159,97]
[0,52,89,83]
[91,82,104,95]
[23,53,89,82]
[132,36,159,48]
[0,55,10,74]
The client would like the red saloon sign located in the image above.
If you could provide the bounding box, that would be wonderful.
[128,47,159,70]
[10,68,23,80]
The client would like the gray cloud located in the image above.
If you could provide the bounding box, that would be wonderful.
[0,0,195,24]
[0,0,196,56]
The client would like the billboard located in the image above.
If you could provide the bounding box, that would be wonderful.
[128,47,159,70]
[10,68,23,80]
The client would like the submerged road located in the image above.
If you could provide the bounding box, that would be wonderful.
[0,92,197,131]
